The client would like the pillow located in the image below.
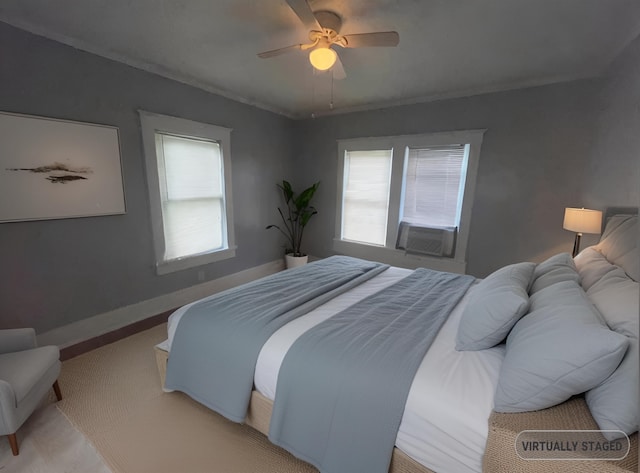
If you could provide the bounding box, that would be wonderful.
[587,267,639,337]
[455,262,535,351]
[532,252,575,278]
[595,215,639,282]
[494,281,629,413]
[573,247,617,291]
[584,268,639,439]
[599,214,633,241]
[586,341,638,440]
[529,253,580,293]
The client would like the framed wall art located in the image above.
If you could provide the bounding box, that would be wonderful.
[0,111,125,223]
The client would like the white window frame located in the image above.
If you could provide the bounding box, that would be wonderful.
[139,111,236,275]
[334,130,485,273]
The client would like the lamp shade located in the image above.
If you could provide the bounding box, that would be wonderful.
[563,208,603,234]
[309,47,337,71]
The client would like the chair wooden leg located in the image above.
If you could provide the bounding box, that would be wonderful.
[53,380,62,401]
[8,433,18,456]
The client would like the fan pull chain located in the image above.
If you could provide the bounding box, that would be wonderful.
[311,66,316,118]
[330,72,334,110]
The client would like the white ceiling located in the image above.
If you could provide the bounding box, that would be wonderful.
[2,0,640,118]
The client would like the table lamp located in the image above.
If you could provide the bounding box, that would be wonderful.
[563,208,603,257]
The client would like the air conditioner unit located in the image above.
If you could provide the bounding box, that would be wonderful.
[396,222,457,257]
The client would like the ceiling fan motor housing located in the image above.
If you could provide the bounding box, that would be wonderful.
[314,11,342,33]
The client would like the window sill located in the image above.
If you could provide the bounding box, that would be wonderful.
[332,239,466,274]
[156,246,237,275]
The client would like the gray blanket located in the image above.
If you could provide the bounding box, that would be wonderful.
[268,268,475,473]
[165,255,388,422]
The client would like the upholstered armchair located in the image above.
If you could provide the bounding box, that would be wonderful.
[0,328,62,455]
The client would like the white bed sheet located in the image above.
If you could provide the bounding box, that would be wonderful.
[163,266,505,473]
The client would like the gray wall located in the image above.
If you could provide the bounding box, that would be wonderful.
[293,80,604,278]
[0,23,295,333]
[2,20,636,335]
[583,35,640,211]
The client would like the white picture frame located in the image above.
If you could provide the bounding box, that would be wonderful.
[0,111,125,222]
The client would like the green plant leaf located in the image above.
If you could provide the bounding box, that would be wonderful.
[278,180,294,204]
[266,180,320,256]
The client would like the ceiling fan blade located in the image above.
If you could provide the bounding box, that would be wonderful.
[332,55,346,80]
[257,44,302,59]
[286,0,321,30]
[342,31,400,48]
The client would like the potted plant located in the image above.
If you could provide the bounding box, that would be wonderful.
[266,180,320,268]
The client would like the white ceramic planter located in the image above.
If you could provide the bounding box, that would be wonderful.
[285,253,308,269]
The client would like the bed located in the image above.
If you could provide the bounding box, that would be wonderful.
[155,211,638,473]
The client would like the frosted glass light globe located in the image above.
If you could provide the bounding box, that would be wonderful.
[309,47,337,71]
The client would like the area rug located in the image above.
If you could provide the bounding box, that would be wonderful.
[57,324,317,473]
[0,402,110,473]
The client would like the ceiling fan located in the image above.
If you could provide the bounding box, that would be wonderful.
[257,0,400,79]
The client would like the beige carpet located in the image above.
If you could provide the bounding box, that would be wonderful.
[57,324,317,473]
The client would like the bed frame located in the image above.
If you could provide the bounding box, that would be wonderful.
[154,346,637,472]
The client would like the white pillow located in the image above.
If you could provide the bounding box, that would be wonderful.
[494,281,629,413]
[573,247,617,291]
[455,262,535,351]
[596,215,638,282]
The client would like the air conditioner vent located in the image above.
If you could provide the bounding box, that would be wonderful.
[396,222,457,257]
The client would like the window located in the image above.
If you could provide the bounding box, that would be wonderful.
[140,111,235,274]
[402,145,466,227]
[342,150,392,246]
[335,130,484,273]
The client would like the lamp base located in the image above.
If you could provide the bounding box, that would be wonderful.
[572,233,582,258]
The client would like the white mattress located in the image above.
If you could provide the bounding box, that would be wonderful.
[163,267,505,473]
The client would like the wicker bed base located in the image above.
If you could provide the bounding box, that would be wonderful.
[154,346,637,473]
[486,398,638,473]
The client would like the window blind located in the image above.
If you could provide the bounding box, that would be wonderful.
[402,145,466,228]
[156,133,225,261]
[342,149,393,246]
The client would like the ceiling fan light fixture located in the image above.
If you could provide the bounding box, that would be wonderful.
[309,46,337,71]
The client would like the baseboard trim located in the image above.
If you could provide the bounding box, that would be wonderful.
[39,259,285,350]
[60,310,172,361]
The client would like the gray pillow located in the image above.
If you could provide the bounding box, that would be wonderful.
[529,253,580,293]
[532,252,575,278]
[586,341,638,440]
[494,281,629,413]
[455,262,535,351]
[585,269,639,440]
[587,267,639,337]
